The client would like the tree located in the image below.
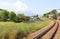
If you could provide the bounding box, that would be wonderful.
[58,13,60,16]
[13,16,21,23]
[51,9,57,14]
[17,13,24,16]
[43,9,57,20]
[25,16,30,21]
[43,13,49,18]
[43,14,46,17]
[0,12,2,19]
[9,11,16,21]
[52,14,57,19]
[17,14,25,21]
[51,9,57,19]
[0,10,9,22]
[17,13,30,22]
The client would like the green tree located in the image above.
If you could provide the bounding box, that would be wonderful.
[17,14,25,21]
[51,9,57,19]
[0,12,2,19]
[43,13,49,18]
[13,16,21,23]
[43,9,57,19]
[9,11,16,21]
[17,13,24,16]
[52,14,57,19]
[51,9,57,14]
[25,16,30,21]
[17,13,30,22]
[0,10,9,22]
[58,13,60,16]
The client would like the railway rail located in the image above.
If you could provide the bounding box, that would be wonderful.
[26,20,60,39]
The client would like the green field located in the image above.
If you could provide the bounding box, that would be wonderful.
[0,20,51,39]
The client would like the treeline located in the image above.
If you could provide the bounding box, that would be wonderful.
[43,9,60,20]
[0,9,30,22]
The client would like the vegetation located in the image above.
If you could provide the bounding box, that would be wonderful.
[0,9,30,22]
[9,11,16,21]
[58,13,60,16]
[0,9,57,39]
[0,10,9,22]
[0,20,51,39]
[43,9,58,20]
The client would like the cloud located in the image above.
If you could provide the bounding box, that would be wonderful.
[0,1,28,12]
[13,1,28,12]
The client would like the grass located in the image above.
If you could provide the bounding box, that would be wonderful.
[0,20,51,39]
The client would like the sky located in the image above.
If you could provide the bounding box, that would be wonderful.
[0,0,60,16]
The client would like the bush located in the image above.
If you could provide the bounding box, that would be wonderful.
[13,17,22,23]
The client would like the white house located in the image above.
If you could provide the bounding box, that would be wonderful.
[30,15,40,20]
[0,9,3,12]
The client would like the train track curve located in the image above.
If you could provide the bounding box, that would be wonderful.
[26,20,60,39]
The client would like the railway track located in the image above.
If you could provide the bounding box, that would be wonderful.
[26,20,60,39]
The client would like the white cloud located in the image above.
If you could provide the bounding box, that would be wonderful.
[0,1,28,12]
[13,1,28,12]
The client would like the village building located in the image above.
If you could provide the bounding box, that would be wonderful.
[48,14,54,19]
[0,9,3,12]
[30,15,40,20]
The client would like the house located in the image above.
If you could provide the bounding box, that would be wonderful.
[30,15,40,20]
[48,14,54,19]
[0,9,3,12]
